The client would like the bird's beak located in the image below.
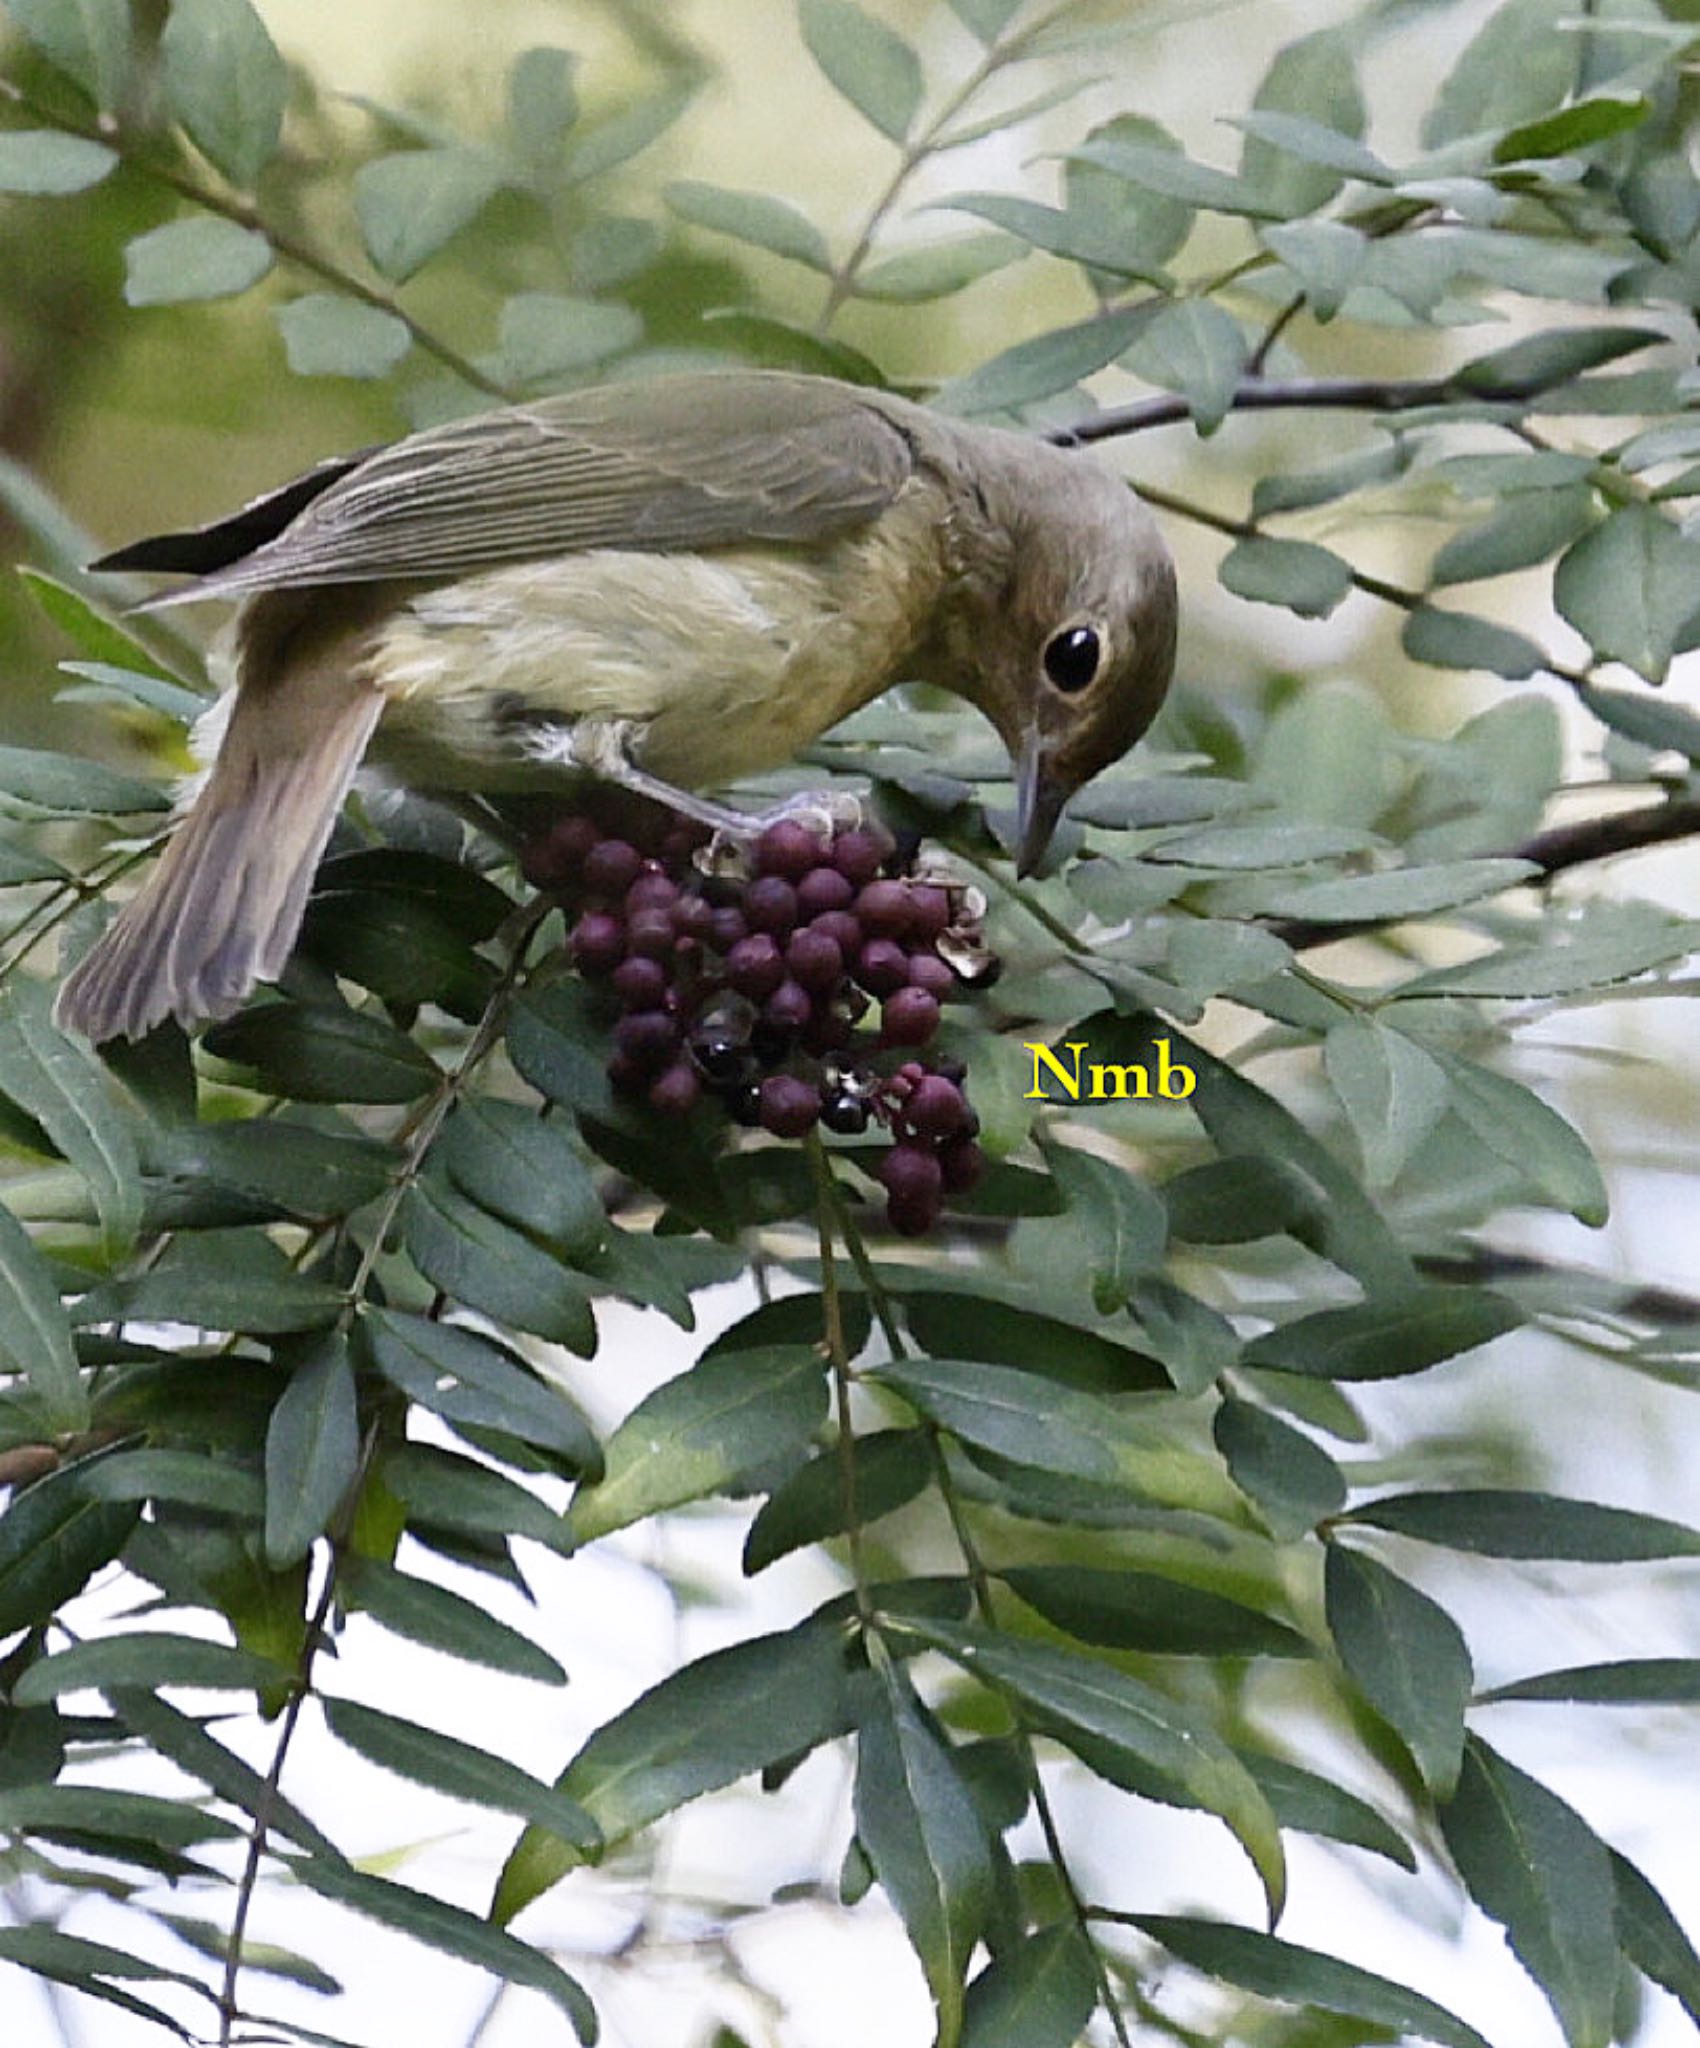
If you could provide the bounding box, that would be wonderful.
[1015,728,1068,877]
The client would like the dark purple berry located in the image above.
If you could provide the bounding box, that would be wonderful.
[879,1142,943,1236]
[831,828,890,886]
[759,1074,821,1138]
[855,938,910,997]
[855,880,914,941]
[938,1137,987,1194]
[821,1091,870,1135]
[726,933,786,1001]
[809,910,863,958]
[625,908,676,959]
[550,813,601,869]
[671,893,715,944]
[615,1009,680,1070]
[612,955,668,1010]
[909,886,951,941]
[659,823,710,866]
[710,906,749,952]
[906,953,956,1001]
[606,1050,647,1094]
[743,876,799,934]
[649,1061,702,1116]
[797,865,855,917]
[882,987,940,1047]
[786,927,843,992]
[763,980,813,1034]
[755,819,821,881]
[571,911,625,976]
[887,1191,941,1238]
[907,1075,969,1140]
[583,838,643,896]
[626,869,679,914]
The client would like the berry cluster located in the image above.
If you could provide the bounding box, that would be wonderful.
[521,802,992,1235]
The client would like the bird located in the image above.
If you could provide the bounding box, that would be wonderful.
[53,369,1177,1044]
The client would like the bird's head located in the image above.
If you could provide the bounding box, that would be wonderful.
[947,444,1177,875]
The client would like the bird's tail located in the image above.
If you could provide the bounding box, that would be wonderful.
[55,676,386,1043]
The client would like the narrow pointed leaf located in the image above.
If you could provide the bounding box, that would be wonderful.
[1326,1545,1471,1796]
[962,1922,1097,2048]
[0,1458,136,1632]
[0,1199,86,1428]
[160,0,287,188]
[265,1334,359,1567]
[337,1552,565,1685]
[799,0,924,143]
[1340,1489,1700,1560]
[1243,1287,1521,1381]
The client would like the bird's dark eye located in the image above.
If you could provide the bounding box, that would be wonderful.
[1042,625,1102,693]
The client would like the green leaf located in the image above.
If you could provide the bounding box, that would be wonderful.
[438,1099,603,1259]
[853,232,1022,302]
[402,1177,598,1351]
[1581,683,1700,760]
[1002,1565,1310,1659]
[869,1357,1242,1519]
[18,567,181,678]
[1342,1489,1700,1560]
[73,1257,345,1336]
[666,179,831,269]
[937,193,1163,282]
[899,1292,1167,1393]
[563,80,697,183]
[1212,1397,1344,1539]
[74,1447,263,1519]
[744,1428,930,1573]
[507,981,614,1117]
[1149,820,1377,870]
[856,1663,992,2048]
[1131,1915,1491,2048]
[1401,606,1547,679]
[1435,1051,1608,1226]
[798,0,924,144]
[1480,1659,1700,1705]
[1612,1849,1700,2030]
[1555,502,1700,682]
[496,292,642,381]
[0,1780,241,1846]
[1238,1752,1416,1871]
[1394,905,1700,1001]
[1065,134,1294,219]
[151,1118,397,1222]
[1231,110,1390,188]
[160,0,287,187]
[12,1632,289,1705]
[57,659,205,722]
[1454,326,1664,399]
[1127,1275,1238,1394]
[123,216,274,305]
[275,294,412,378]
[207,999,440,1101]
[568,1345,827,1543]
[1063,113,1194,279]
[1422,0,1577,148]
[1495,94,1647,163]
[2,0,130,106]
[0,1459,136,1634]
[935,302,1158,416]
[944,0,1022,42]
[494,1616,854,1918]
[1253,439,1409,518]
[0,977,141,1253]
[1239,28,1366,216]
[0,130,117,193]
[365,1310,597,1467]
[1122,299,1246,435]
[1244,1286,1521,1381]
[264,1334,359,1567]
[1432,484,1597,586]
[1041,1139,1166,1313]
[1326,1545,1471,1796]
[506,46,579,168]
[0,838,68,885]
[1271,858,1537,923]
[0,1927,196,2033]
[1324,1018,1450,1187]
[323,1697,599,1849]
[1260,218,1367,319]
[354,149,504,282]
[381,1441,570,1553]
[962,1923,1096,2048]
[0,742,165,816]
[0,1199,86,1428]
[292,1857,596,2043]
[1220,537,1353,618]
[337,1551,566,1684]
[904,1616,1285,1918]
[1438,1737,1616,2048]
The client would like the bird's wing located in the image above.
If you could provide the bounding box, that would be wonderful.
[118,374,921,607]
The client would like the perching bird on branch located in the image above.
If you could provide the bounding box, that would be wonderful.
[54,370,1176,1044]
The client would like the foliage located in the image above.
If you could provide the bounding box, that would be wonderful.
[1,0,1699,2044]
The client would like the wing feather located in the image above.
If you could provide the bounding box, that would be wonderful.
[130,373,920,606]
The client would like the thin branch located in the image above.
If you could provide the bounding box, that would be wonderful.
[0,75,509,402]
[807,1132,873,1624]
[1047,368,1581,448]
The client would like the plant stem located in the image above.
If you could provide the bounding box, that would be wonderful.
[806,1130,872,1623]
